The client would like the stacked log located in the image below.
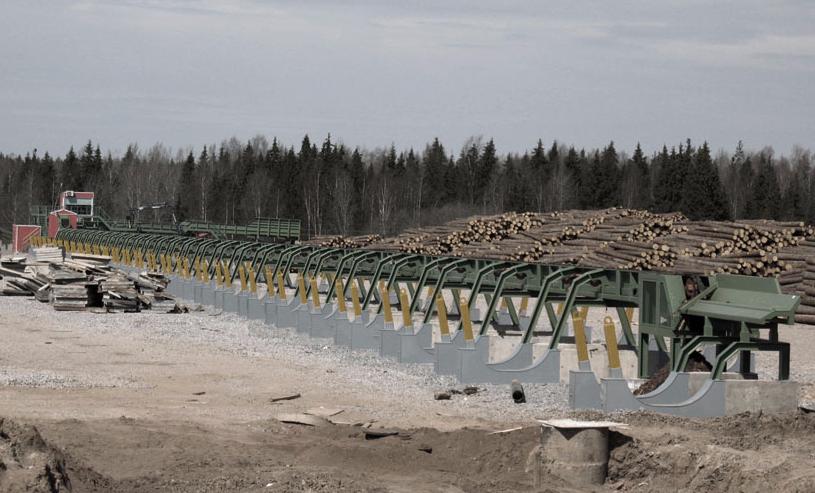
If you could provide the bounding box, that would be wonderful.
[800,256,815,325]
[377,212,545,256]
[310,234,383,248]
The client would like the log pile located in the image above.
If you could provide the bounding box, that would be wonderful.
[324,208,815,326]
[369,212,544,255]
[309,234,383,248]
[800,256,815,325]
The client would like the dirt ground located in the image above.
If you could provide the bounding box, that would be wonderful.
[2,296,815,492]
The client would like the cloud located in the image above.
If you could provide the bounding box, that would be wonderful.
[655,34,815,69]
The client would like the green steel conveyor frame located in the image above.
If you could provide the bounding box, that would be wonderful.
[55,229,801,380]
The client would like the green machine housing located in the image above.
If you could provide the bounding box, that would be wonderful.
[638,271,799,380]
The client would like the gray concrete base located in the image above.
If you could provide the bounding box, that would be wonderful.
[379,325,406,359]
[213,289,226,309]
[223,291,239,313]
[568,362,603,410]
[247,295,266,321]
[397,323,436,364]
[193,284,204,304]
[456,337,535,384]
[295,304,312,333]
[201,282,217,306]
[457,347,561,384]
[276,300,300,329]
[237,293,250,316]
[351,313,379,350]
[600,373,800,417]
[182,280,195,302]
[333,313,354,346]
[166,276,183,297]
[264,299,278,326]
[310,305,336,339]
[434,331,466,376]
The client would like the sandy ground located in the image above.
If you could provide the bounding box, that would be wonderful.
[2,295,815,492]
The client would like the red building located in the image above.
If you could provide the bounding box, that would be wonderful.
[12,224,41,252]
[58,191,95,218]
[47,209,79,238]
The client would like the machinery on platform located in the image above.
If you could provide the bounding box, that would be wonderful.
[14,191,300,252]
[31,228,802,417]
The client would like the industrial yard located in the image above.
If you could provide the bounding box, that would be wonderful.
[3,208,815,491]
[2,294,815,492]
[3,2,815,491]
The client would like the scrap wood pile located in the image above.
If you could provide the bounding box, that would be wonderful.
[0,247,182,313]
[320,208,815,325]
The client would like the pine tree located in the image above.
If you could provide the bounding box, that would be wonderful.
[726,141,746,218]
[680,143,730,220]
[39,152,55,206]
[175,152,196,221]
[422,138,448,208]
[529,139,547,211]
[749,151,781,219]
[477,139,497,210]
[653,145,685,212]
[587,142,621,208]
[630,143,650,209]
[61,147,80,192]
[563,147,582,208]
[458,140,480,205]
[780,151,810,220]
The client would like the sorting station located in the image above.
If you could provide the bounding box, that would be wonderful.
[28,226,803,418]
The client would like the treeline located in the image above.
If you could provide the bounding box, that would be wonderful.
[1,136,813,239]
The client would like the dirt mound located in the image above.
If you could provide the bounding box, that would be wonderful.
[0,417,112,493]
[607,411,815,492]
[0,417,71,492]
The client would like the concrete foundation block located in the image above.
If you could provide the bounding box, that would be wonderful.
[182,280,196,302]
[310,305,336,339]
[264,300,278,326]
[333,314,353,346]
[200,283,216,306]
[351,313,378,350]
[398,323,436,364]
[276,301,299,329]
[222,291,239,313]
[247,296,266,321]
[568,366,603,410]
[379,325,403,359]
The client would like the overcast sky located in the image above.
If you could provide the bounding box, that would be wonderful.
[1,0,813,157]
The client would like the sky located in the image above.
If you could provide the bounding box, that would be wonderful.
[1,0,814,157]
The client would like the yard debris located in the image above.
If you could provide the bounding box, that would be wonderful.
[276,413,331,427]
[1,247,175,313]
[363,429,399,440]
[489,426,524,435]
[269,393,302,403]
[305,407,344,417]
[462,385,479,395]
[510,380,526,404]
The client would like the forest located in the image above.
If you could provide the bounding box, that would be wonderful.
[0,135,813,241]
